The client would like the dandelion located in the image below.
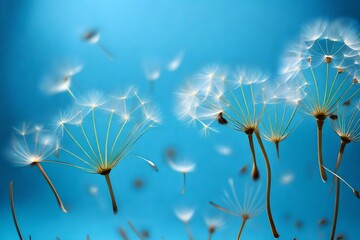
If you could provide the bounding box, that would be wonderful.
[143,61,161,93]
[176,66,280,237]
[260,80,304,159]
[10,123,67,213]
[210,178,265,240]
[204,216,224,240]
[41,64,82,99]
[52,88,160,214]
[280,19,360,182]
[82,30,114,59]
[174,207,195,240]
[167,157,196,195]
[10,181,24,240]
[327,100,360,240]
[167,51,184,71]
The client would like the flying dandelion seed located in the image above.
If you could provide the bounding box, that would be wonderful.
[176,66,280,237]
[41,64,82,99]
[88,185,99,196]
[259,80,304,159]
[204,215,224,240]
[280,172,295,185]
[215,145,232,156]
[167,157,196,195]
[280,19,360,182]
[143,62,161,94]
[82,29,114,60]
[51,88,160,214]
[327,101,360,240]
[10,123,67,213]
[210,178,265,240]
[167,51,184,71]
[174,207,195,240]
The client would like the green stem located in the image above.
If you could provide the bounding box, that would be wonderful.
[254,130,280,238]
[92,109,103,162]
[181,172,187,195]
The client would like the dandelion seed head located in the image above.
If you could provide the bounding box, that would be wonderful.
[174,208,195,223]
[11,124,57,166]
[168,158,196,173]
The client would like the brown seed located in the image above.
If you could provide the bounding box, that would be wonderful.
[325,56,332,63]
[318,218,328,227]
[337,68,344,73]
[354,78,359,84]
[217,112,228,125]
[343,99,351,106]
[336,233,346,240]
[307,57,312,63]
[329,114,338,120]
[353,189,360,199]
[295,220,303,229]
[142,230,150,238]
[239,165,248,175]
[165,147,176,161]
[134,179,144,189]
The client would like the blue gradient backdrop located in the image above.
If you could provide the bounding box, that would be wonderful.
[1,0,360,239]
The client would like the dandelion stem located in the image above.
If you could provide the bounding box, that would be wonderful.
[316,118,327,182]
[97,42,114,60]
[105,111,114,164]
[92,110,103,162]
[254,129,279,238]
[184,222,193,240]
[104,173,118,214]
[66,88,76,99]
[330,177,340,240]
[181,172,187,195]
[10,181,24,240]
[34,162,67,213]
[80,123,100,164]
[110,120,128,159]
[128,221,145,240]
[237,218,247,240]
[247,133,259,180]
[275,141,280,160]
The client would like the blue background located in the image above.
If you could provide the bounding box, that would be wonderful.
[1,0,360,239]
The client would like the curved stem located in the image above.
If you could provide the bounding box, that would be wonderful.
[331,141,347,191]
[104,173,118,214]
[181,172,187,195]
[247,133,259,180]
[10,181,24,240]
[35,162,67,213]
[330,177,341,240]
[237,218,247,240]
[316,119,327,182]
[254,130,280,238]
